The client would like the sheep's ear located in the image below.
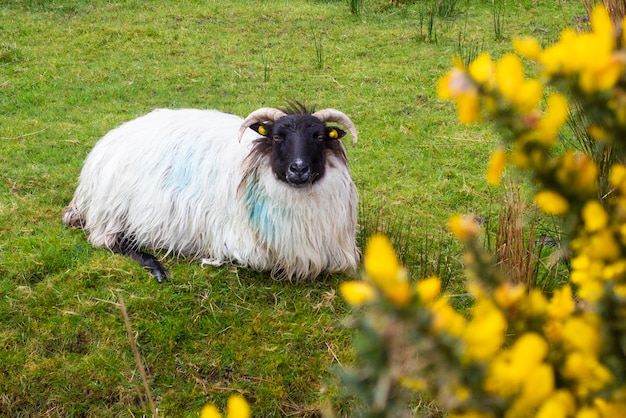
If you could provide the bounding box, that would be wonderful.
[326,127,346,140]
[249,122,273,137]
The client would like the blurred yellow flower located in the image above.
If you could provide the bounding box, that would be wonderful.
[603,261,626,280]
[582,200,608,233]
[437,68,468,100]
[363,234,411,306]
[495,53,524,103]
[339,281,376,306]
[540,28,576,75]
[609,164,626,194]
[547,285,575,320]
[512,36,542,60]
[485,332,549,398]
[572,153,598,195]
[578,279,604,302]
[580,55,623,93]
[570,255,605,302]
[486,147,506,186]
[201,405,223,418]
[494,282,526,308]
[535,92,569,145]
[399,377,427,392]
[524,289,548,316]
[587,125,609,141]
[576,407,601,418]
[437,66,482,124]
[201,395,250,418]
[563,315,601,356]
[415,276,441,305]
[364,234,402,285]
[469,52,494,85]
[227,394,251,418]
[586,229,621,261]
[534,190,569,215]
[517,363,554,408]
[563,352,613,393]
[457,91,481,124]
[515,78,544,114]
[462,299,507,361]
[591,3,614,40]
[431,297,466,336]
[384,280,412,307]
[536,390,576,418]
[448,214,481,241]
[595,399,626,417]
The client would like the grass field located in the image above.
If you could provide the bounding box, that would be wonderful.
[1,0,584,416]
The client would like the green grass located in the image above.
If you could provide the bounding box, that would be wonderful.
[0,0,585,416]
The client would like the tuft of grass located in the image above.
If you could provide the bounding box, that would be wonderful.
[357,192,463,292]
[311,27,325,70]
[492,184,569,293]
[347,0,362,17]
[0,42,21,64]
[492,0,506,41]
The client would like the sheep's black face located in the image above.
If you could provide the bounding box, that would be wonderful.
[249,115,346,187]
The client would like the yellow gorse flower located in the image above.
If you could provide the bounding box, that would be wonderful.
[485,333,551,402]
[609,163,626,194]
[547,285,575,320]
[201,394,250,418]
[339,281,377,306]
[431,297,466,336]
[415,276,441,305]
[512,36,542,60]
[468,52,494,86]
[582,200,609,233]
[538,5,623,93]
[448,214,481,241]
[486,147,506,186]
[364,234,411,306]
[227,394,251,418]
[437,66,482,124]
[535,92,569,146]
[201,405,223,418]
[495,53,524,102]
[536,390,576,418]
[462,299,507,361]
[534,190,569,215]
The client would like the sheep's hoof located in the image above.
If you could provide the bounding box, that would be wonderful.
[112,238,170,283]
[144,259,170,283]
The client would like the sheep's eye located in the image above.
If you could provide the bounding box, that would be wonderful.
[272,135,282,142]
[316,134,325,142]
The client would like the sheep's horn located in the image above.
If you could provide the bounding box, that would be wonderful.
[238,108,287,142]
[312,109,358,145]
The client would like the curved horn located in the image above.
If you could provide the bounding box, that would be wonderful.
[238,108,287,142]
[312,108,358,145]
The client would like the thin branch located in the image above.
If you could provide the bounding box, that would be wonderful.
[117,291,158,417]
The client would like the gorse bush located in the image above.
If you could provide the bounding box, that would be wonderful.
[338,4,626,417]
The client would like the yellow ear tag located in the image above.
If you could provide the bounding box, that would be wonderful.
[329,129,338,139]
[258,125,267,136]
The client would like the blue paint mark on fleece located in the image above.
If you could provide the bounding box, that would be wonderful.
[244,179,280,243]
[164,149,195,194]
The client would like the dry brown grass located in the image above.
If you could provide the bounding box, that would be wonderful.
[581,0,626,29]
[494,185,538,287]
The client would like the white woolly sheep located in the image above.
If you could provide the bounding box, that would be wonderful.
[63,103,359,282]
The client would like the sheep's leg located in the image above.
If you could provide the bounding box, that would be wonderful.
[112,238,169,283]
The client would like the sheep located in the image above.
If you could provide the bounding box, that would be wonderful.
[63,103,360,282]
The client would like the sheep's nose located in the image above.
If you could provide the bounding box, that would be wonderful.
[286,159,312,186]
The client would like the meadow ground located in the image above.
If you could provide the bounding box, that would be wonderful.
[0,0,584,416]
